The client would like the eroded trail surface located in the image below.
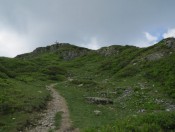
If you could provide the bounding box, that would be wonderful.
[26,84,79,132]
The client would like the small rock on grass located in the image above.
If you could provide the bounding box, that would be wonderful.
[94,110,101,116]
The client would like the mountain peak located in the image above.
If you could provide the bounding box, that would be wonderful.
[16,43,91,60]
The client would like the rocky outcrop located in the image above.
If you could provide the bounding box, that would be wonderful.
[16,43,91,60]
[97,45,138,56]
[145,52,165,61]
[32,43,71,54]
[58,48,90,60]
[164,37,175,49]
[144,37,175,61]
[97,46,120,56]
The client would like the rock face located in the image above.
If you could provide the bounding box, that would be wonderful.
[97,46,120,56]
[145,37,175,61]
[97,45,138,56]
[146,52,165,61]
[59,49,89,60]
[16,43,91,60]
[164,37,175,49]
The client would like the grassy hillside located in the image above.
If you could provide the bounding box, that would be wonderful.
[0,38,175,131]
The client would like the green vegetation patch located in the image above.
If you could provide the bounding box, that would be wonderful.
[54,112,63,129]
[87,112,175,132]
[0,79,50,132]
[55,82,117,130]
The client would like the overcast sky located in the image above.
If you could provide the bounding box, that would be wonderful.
[0,0,175,57]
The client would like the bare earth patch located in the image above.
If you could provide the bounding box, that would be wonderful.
[26,84,79,132]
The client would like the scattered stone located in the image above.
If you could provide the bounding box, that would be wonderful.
[94,110,101,115]
[38,91,42,93]
[166,109,170,112]
[137,109,145,113]
[68,78,74,82]
[165,104,175,111]
[155,99,164,104]
[97,91,108,97]
[117,88,133,100]
[109,106,114,110]
[109,92,117,94]
[78,84,83,87]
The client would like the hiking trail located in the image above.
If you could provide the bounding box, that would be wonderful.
[26,84,79,132]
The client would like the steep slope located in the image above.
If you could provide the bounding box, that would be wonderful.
[0,38,175,131]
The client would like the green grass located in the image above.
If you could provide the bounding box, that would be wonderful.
[55,81,117,130]
[86,112,175,132]
[55,74,171,131]
[54,112,62,129]
[1,39,175,131]
[58,78,159,128]
[0,79,51,132]
[48,112,62,132]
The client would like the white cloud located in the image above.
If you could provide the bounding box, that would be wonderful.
[134,32,158,47]
[0,27,30,57]
[163,28,175,38]
[144,32,157,42]
[82,37,100,50]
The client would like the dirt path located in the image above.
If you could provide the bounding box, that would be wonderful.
[26,84,79,132]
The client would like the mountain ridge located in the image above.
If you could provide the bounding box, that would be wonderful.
[1,37,175,131]
[15,37,175,61]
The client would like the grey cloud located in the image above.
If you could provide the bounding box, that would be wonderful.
[0,0,175,57]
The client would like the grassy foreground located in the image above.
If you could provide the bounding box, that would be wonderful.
[0,79,50,132]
